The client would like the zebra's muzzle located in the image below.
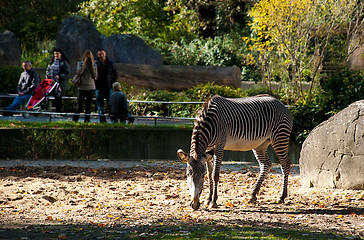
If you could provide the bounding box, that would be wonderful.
[190,197,201,210]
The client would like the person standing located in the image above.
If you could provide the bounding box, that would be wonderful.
[1,60,40,115]
[95,49,118,123]
[109,82,129,124]
[72,50,98,123]
[46,48,70,113]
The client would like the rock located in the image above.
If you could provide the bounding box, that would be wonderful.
[116,63,241,89]
[347,34,364,70]
[55,15,162,75]
[0,31,21,66]
[300,100,364,190]
[43,195,57,203]
[56,15,101,75]
[101,34,162,66]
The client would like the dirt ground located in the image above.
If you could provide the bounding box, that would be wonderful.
[0,161,363,239]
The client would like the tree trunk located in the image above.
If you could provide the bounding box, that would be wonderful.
[229,0,247,30]
[197,1,216,38]
[115,63,241,90]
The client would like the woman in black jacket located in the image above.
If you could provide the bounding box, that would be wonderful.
[46,48,70,113]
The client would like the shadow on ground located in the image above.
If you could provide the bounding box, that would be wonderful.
[0,219,352,240]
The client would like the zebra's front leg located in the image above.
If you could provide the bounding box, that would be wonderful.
[205,158,214,207]
[250,149,272,203]
[209,153,224,208]
[209,167,220,208]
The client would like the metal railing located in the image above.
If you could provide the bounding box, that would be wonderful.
[0,93,202,125]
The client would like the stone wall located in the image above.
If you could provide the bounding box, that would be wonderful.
[0,128,300,163]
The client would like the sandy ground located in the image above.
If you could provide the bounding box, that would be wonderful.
[0,160,363,239]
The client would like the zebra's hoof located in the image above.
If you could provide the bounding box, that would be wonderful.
[248,196,257,204]
[278,198,285,204]
[190,201,200,210]
[209,202,218,208]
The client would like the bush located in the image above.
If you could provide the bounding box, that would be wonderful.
[21,41,54,68]
[290,68,364,145]
[290,95,329,145]
[320,68,364,112]
[151,34,261,82]
[0,65,23,93]
[0,65,23,108]
[124,82,271,118]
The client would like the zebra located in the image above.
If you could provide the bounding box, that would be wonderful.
[177,95,293,210]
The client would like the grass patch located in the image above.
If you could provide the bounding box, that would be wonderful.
[0,223,349,240]
[126,224,347,240]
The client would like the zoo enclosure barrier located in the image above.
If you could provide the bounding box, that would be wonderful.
[0,93,203,125]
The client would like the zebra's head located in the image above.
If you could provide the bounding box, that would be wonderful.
[177,149,213,210]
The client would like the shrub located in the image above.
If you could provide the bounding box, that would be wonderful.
[124,82,271,118]
[21,43,53,68]
[0,65,23,108]
[151,34,261,82]
[320,68,364,112]
[0,65,23,93]
[290,95,329,145]
[290,68,364,145]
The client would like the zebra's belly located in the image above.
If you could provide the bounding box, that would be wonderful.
[224,136,270,151]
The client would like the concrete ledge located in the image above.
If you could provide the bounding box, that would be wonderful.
[0,128,300,163]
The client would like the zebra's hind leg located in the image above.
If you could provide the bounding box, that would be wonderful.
[272,142,291,203]
[278,163,290,203]
[250,148,272,203]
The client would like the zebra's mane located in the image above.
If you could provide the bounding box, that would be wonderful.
[190,96,214,159]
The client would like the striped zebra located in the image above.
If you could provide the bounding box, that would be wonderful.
[177,95,293,210]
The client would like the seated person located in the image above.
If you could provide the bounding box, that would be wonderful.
[109,82,129,124]
[1,60,40,116]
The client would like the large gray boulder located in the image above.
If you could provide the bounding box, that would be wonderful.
[101,34,162,65]
[0,31,21,66]
[300,100,364,190]
[56,15,162,75]
[55,15,101,75]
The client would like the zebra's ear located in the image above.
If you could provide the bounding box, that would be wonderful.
[177,149,190,163]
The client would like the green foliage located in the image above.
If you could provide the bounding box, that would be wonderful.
[0,0,83,48]
[124,82,271,118]
[290,68,364,144]
[248,0,364,101]
[0,120,189,129]
[23,128,111,159]
[152,34,261,82]
[154,35,244,66]
[21,40,55,68]
[0,65,23,107]
[290,96,329,145]
[0,65,22,93]
[320,69,364,112]
[78,0,199,43]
